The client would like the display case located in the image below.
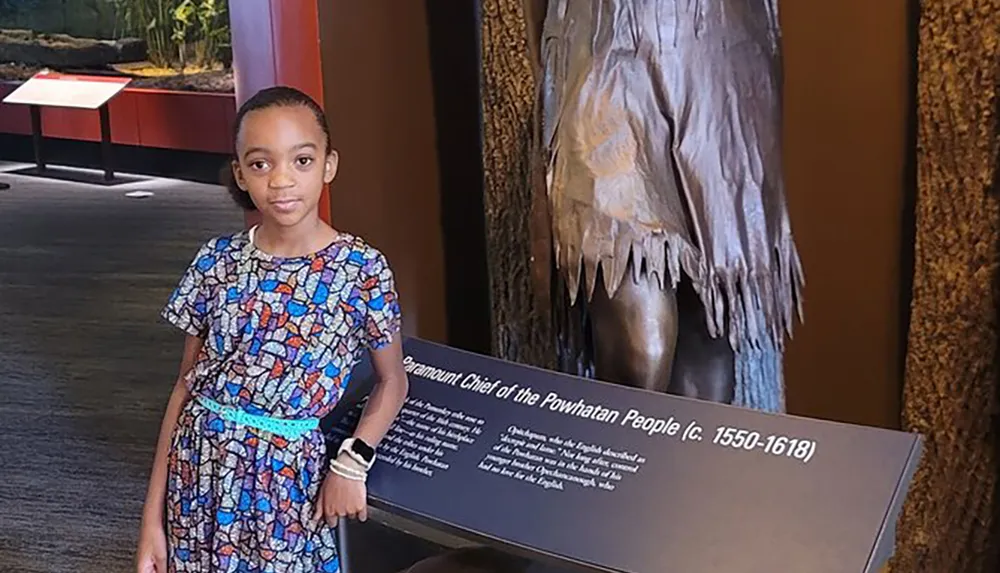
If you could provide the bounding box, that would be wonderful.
[0,0,235,153]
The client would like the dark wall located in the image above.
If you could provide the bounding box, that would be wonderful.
[780,0,914,429]
[423,1,492,356]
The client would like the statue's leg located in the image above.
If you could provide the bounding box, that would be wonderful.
[667,281,736,403]
[588,257,679,393]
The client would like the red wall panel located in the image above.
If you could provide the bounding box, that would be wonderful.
[132,89,234,153]
[230,0,329,224]
[270,1,325,103]
[0,83,30,134]
[38,94,141,145]
[39,106,101,141]
[106,94,142,145]
[0,82,235,153]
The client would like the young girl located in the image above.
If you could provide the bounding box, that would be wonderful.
[136,86,409,573]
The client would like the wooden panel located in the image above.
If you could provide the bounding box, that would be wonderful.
[132,89,235,153]
[781,0,910,428]
[39,106,102,141]
[36,94,139,144]
[108,92,142,146]
[318,1,447,342]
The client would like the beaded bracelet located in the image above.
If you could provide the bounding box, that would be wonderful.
[330,458,367,481]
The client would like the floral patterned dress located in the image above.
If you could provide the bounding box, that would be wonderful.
[159,228,401,573]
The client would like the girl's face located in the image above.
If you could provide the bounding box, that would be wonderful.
[232,105,337,228]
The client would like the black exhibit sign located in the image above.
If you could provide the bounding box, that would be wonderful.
[329,337,922,573]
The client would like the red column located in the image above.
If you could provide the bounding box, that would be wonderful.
[228,0,331,226]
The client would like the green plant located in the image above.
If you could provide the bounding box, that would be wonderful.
[112,0,173,68]
[112,0,229,70]
[193,0,227,68]
[171,0,195,69]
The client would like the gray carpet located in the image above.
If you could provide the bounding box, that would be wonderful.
[0,165,244,573]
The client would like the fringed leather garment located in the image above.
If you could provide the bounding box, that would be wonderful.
[539,0,804,411]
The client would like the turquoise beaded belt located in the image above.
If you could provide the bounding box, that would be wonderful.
[196,395,319,440]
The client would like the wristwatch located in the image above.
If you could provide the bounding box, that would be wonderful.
[338,437,376,471]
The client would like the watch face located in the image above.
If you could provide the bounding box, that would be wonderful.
[351,439,375,462]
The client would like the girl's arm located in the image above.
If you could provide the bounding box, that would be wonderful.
[140,334,204,531]
[313,335,408,525]
[351,336,409,448]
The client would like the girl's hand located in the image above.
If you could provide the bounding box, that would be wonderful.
[313,454,368,527]
[135,521,167,573]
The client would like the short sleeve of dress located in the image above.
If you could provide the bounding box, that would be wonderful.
[361,251,402,350]
[160,241,219,337]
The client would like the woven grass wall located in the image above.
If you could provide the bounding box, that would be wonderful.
[890,1,1000,571]
[478,0,556,369]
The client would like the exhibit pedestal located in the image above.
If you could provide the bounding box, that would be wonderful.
[326,338,922,573]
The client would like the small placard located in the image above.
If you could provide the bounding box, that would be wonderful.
[2,70,131,109]
[330,338,922,573]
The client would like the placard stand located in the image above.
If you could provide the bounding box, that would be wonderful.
[2,70,133,186]
[326,337,923,573]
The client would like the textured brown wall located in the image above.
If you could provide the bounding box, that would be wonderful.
[317,1,447,343]
[890,2,1000,570]
[780,0,912,429]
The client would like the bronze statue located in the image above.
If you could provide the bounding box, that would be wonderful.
[391,1,803,571]
[538,0,803,411]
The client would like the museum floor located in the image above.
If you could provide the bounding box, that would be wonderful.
[0,164,451,573]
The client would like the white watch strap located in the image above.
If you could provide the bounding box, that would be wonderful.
[338,437,375,470]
